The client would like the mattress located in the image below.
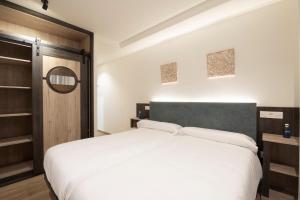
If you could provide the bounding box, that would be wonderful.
[44,128,262,200]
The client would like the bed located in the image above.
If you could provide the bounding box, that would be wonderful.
[44,102,262,200]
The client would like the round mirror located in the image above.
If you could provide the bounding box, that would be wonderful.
[46,66,78,94]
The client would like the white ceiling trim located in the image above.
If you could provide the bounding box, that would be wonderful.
[117,0,281,55]
[120,0,229,47]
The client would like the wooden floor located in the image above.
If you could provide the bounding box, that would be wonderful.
[0,175,53,200]
[96,130,111,136]
[0,175,295,200]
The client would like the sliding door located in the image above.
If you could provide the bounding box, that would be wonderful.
[42,56,81,153]
[32,44,90,173]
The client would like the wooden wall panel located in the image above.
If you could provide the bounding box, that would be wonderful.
[43,56,81,153]
[42,56,80,79]
[0,63,32,87]
[136,103,150,119]
[0,40,31,60]
[0,5,88,41]
[0,90,32,114]
[257,107,299,148]
[0,143,33,168]
[0,117,32,139]
[80,36,90,53]
[269,172,299,196]
[0,19,82,50]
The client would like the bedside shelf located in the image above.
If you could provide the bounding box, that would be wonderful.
[130,118,141,128]
[270,162,298,177]
[262,133,299,146]
[262,133,299,197]
[0,161,33,179]
[0,135,32,148]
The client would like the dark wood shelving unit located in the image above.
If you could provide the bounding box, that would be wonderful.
[262,133,299,199]
[0,1,94,187]
[0,38,33,185]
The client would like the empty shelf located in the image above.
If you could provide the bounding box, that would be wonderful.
[0,161,33,179]
[0,135,32,148]
[0,113,32,118]
[0,86,31,90]
[263,133,299,146]
[0,56,31,65]
[270,163,298,177]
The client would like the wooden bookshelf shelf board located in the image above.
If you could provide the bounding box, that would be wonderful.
[270,163,298,177]
[0,135,32,148]
[0,161,33,179]
[0,113,32,118]
[262,190,296,200]
[0,86,31,90]
[0,55,31,65]
[263,133,299,146]
[0,39,31,48]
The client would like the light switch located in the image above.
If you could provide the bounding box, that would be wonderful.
[260,111,283,119]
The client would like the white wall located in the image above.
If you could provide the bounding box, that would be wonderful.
[96,0,299,134]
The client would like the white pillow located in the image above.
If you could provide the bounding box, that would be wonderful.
[180,127,258,153]
[137,120,182,134]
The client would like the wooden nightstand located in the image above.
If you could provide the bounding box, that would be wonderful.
[130,118,141,128]
[262,133,299,199]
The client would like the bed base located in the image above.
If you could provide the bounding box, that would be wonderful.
[44,174,263,200]
[44,174,59,200]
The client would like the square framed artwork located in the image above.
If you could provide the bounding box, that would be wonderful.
[160,62,178,84]
[207,48,235,78]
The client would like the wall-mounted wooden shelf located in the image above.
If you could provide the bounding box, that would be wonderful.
[0,55,31,65]
[0,113,32,118]
[262,133,299,146]
[0,135,32,148]
[270,162,298,177]
[0,86,31,90]
[0,161,33,179]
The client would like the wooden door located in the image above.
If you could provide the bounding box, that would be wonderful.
[43,56,81,153]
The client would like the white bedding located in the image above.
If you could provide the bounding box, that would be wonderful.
[44,128,262,200]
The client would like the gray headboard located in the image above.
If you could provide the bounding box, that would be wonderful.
[149,102,257,141]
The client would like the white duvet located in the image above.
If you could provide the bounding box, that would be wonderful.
[44,128,262,200]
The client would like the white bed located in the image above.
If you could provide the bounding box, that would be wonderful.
[44,125,262,200]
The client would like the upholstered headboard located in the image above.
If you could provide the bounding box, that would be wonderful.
[149,102,257,140]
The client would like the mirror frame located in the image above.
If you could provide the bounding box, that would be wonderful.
[46,66,79,94]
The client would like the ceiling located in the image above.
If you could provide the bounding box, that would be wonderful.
[7,0,280,64]
[8,0,206,42]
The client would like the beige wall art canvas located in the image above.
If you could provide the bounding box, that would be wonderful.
[207,48,235,78]
[160,62,178,84]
